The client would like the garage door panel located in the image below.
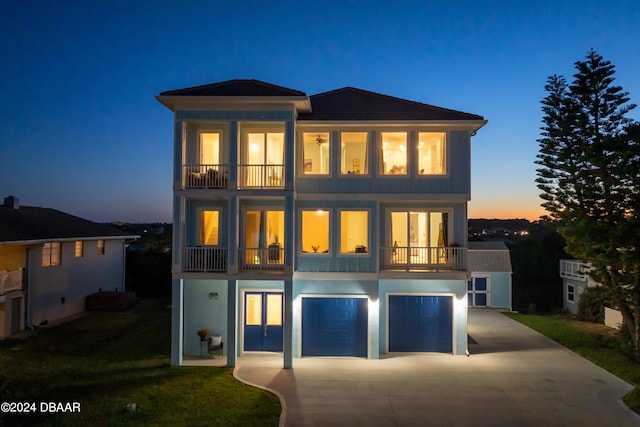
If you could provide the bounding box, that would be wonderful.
[389,295,452,352]
[302,298,368,357]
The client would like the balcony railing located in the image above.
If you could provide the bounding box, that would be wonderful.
[239,164,284,189]
[559,259,587,280]
[183,247,227,272]
[380,246,466,271]
[183,164,229,189]
[0,269,23,293]
[238,247,285,272]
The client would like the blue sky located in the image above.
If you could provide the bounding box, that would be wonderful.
[1,0,639,222]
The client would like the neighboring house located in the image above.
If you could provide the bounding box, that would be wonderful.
[0,196,138,338]
[467,242,513,310]
[157,79,486,367]
[559,259,623,328]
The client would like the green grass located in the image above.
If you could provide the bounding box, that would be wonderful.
[505,312,640,414]
[0,301,280,426]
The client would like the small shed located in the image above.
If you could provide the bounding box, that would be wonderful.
[467,241,513,310]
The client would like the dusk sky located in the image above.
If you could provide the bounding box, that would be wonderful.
[1,1,639,223]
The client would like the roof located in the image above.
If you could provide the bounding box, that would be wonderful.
[159,79,306,97]
[298,87,485,121]
[467,241,513,273]
[0,205,137,244]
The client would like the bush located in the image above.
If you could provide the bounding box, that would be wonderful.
[577,286,609,323]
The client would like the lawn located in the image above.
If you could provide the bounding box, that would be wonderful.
[0,301,281,426]
[505,312,640,414]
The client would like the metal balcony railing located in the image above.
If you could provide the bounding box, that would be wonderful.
[381,246,466,271]
[238,164,284,189]
[183,164,229,189]
[238,247,285,272]
[183,247,227,272]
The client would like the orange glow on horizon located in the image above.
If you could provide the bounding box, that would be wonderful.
[469,203,546,221]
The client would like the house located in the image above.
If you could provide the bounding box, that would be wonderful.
[157,79,486,367]
[0,196,139,338]
[559,259,623,328]
[467,241,513,310]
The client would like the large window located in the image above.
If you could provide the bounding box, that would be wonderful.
[244,210,285,264]
[341,132,368,174]
[340,211,368,254]
[302,133,330,175]
[381,132,407,175]
[200,132,220,167]
[418,132,446,175]
[201,210,219,245]
[301,210,329,253]
[42,242,61,267]
[390,211,448,263]
[242,130,285,187]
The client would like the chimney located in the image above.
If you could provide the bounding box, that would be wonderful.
[4,196,19,209]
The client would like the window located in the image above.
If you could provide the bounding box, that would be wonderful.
[340,211,368,254]
[567,285,575,302]
[381,132,407,175]
[75,241,83,257]
[97,239,105,255]
[244,209,285,264]
[302,132,330,175]
[200,132,220,167]
[242,130,285,187]
[341,132,368,174]
[389,211,449,264]
[42,242,61,267]
[301,210,329,253]
[418,132,446,175]
[201,210,219,245]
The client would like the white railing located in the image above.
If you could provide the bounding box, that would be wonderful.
[0,269,23,293]
[183,164,229,189]
[559,259,587,280]
[238,164,284,189]
[381,246,466,270]
[238,247,285,272]
[183,247,227,272]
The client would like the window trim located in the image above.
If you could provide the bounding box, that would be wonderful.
[338,209,370,256]
[299,208,332,256]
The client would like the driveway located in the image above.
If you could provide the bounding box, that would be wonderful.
[234,309,640,426]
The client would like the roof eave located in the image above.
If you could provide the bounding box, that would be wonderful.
[156,95,312,113]
[296,119,487,131]
[0,235,140,246]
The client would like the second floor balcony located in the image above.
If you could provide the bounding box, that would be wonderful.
[182,164,285,190]
[559,259,588,280]
[380,246,466,271]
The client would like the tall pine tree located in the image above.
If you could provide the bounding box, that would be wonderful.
[536,50,640,356]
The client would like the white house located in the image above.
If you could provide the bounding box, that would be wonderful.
[157,79,486,367]
[0,196,138,338]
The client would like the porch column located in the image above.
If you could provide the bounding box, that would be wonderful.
[283,279,293,369]
[226,279,238,367]
[171,279,183,366]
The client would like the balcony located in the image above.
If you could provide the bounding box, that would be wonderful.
[183,164,229,189]
[183,247,227,272]
[0,269,23,293]
[239,247,285,272]
[239,164,284,189]
[559,259,588,280]
[380,246,466,271]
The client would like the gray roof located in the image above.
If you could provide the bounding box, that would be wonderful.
[468,241,513,273]
[159,79,306,97]
[0,204,136,243]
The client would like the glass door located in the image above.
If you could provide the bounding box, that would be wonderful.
[244,292,283,351]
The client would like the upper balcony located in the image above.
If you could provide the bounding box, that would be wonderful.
[559,259,588,280]
[0,268,23,293]
[182,246,285,274]
[380,246,466,271]
[182,164,285,190]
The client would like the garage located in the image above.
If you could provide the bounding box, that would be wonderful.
[301,297,368,357]
[388,295,453,353]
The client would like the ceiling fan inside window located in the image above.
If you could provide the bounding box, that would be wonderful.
[316,135,327,146]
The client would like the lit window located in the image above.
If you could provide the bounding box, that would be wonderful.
[567,285,575,302]
[200,132,220,167]
[201,211,219,245]
[241,130,285,187]
[301,210,329,253]
[42,242,61,267]
[389,211,449,264]
[244,210,285,264]
[340,211,368,254]
[302,132,330,175]
[418,132,446,175]
[341,132,368,174]
[97,240,105,255]
[381,132,407,175]
[75,241,83,258]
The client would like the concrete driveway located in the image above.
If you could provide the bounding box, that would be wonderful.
[234,309,640,426]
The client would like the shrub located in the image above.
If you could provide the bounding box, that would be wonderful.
[577,286,609,323]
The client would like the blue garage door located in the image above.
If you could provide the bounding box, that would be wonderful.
[302,297,368,357]
[389,295,453,352]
